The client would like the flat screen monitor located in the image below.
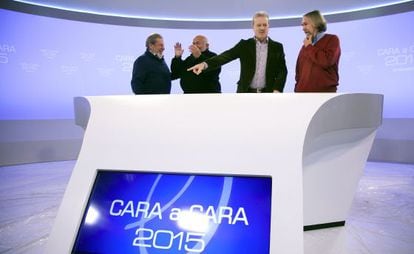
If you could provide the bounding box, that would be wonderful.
[71,170,272,254]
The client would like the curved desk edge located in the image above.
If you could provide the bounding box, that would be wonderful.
[302,93,384,229]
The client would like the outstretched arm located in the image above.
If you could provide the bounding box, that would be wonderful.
[187,62,207,75]
[188,39,243,75]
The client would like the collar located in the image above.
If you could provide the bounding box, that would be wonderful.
[254,36,269,44]
[312,32,325,45]
[147,49,163,59]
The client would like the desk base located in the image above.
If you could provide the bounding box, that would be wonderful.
[304,221,346,231]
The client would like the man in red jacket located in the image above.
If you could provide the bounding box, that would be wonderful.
[295,10,341,92]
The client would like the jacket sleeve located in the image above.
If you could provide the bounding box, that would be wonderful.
[200,52,221,84]
[170,56,184,80]
[295,48,302,84]
[273,43,288,92]
[131,58,146,94]
[205,40,243,70]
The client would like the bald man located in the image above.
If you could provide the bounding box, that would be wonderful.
[171,35,221,93]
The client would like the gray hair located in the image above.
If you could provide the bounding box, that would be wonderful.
[145,33,163,48]
[252,11,269,25]
[304,10,327,32]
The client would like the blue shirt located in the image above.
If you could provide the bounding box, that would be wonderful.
[312,32,326,45]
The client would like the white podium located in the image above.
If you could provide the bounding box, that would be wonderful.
[47,93,382,254]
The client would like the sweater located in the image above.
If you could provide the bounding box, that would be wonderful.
[295,34,341,92]
[171,49,221,93]
[131,51,171,94]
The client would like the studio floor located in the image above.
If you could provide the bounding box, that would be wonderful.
[0,160,413,254]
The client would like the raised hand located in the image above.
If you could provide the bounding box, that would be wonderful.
[189,44,201,59]
[174,42,184,57]
[303,35,312,47]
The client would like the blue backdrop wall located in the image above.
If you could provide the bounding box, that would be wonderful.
[1,9,413,120]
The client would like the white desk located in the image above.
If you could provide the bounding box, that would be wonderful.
[47,93,383,254]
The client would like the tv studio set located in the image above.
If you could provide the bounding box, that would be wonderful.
[0,0,413,253]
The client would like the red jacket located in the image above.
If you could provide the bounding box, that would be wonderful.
[295,34,341,92]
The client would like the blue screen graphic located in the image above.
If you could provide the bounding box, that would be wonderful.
[72,170,272,254]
